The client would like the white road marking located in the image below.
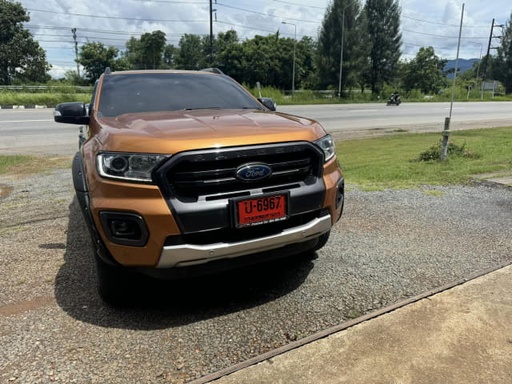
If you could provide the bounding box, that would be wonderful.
[0,119,52,124]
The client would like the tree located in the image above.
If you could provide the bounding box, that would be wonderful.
[124,31,167,69]
[492,12,512,94]
[215,32,315,90]
[401,46,447,95]
[216,40,245,80]
[216,30,239,57]
[201,35,213,66]
[240,34,280,86]
[174,34,206,70]
[215,31,242,76]
[274,35,298,90]
[316,0,363,93]
[78,42,123,83]
[457,61,482,93]
[364,0,402,95]
[351,9,371,93]
[140,31,167,69]
[295,36,317,89]
[0,0,51,84]
[162,44,176,68]
[125,37,143,69]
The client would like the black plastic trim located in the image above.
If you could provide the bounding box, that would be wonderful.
[336,177,345,210]
[72,152,118,266]
[99,211,149,247]
[152,142,326,234]
[72,152,87,192]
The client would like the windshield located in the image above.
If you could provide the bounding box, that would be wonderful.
[97,73,264,117]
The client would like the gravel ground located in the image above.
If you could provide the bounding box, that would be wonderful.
[1,168,511,383]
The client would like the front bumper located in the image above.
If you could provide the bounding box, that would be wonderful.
[157,213,332,268]
[82,143,343,268]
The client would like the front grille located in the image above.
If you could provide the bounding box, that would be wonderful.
[159,143,323,202]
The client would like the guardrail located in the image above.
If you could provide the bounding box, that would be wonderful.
[0,85,92,92]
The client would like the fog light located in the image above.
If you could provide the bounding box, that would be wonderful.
[99,212,148,247]
[110,220,139,238]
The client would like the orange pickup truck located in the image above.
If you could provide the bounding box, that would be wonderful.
[54,68,344,304]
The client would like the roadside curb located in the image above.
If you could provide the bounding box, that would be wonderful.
[0,105,48,109]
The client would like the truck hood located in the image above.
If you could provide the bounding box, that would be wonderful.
[95,109,327,153]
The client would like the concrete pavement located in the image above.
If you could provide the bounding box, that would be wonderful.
[208,264,512,384]
[472,171,512,189]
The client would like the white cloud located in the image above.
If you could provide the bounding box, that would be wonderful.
[16,0,512,77]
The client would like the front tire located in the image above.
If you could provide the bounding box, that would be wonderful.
[313,231,330,252]
[95,256,133,306]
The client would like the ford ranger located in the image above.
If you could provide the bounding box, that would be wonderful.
[54,68,344,304]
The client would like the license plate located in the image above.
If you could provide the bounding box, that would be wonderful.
[235,194,288,227]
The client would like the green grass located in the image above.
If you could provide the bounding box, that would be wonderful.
[1,129,511,191]
[0,155,72,175]
[337,127,512,190]
[0,92,91,107]
[0,155,34,174]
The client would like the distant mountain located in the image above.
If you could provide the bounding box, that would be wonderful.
[444,58,480,78]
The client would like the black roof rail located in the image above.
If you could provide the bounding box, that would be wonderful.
[200,67,224,75]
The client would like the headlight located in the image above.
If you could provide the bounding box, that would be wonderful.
[314,135,336,162]
[97,152,169,182]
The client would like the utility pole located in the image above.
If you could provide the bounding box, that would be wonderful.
[71,28,80,78]
[481,18,504,98]
[282,21,297,98]
[209,0,217,66]
[441,3,464,161]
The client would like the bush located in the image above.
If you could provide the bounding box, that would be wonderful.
[0,92,91,107]
[416,140,480,162]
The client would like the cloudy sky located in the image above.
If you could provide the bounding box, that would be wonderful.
[16,0,512,78]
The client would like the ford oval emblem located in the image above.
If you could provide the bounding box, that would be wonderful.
[236,163,272,182]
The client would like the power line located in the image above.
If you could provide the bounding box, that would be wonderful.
[402,28,488,39]
[26,7,208,23]
[129,0,204,3]
[27,24,147,36]
[272,0,326,10]
[216,2,321,24]
[216,19,311,38]
[29,30,182,43]
[27,25,185,38]
[401,13,490,29]
[216,20,280,35]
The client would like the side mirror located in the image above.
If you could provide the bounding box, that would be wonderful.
[258,97,276,111]
[54,102,90,125]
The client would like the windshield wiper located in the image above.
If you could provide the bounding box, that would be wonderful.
[182,107,222,111]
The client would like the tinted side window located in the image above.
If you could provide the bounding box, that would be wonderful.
[98,73,262,117]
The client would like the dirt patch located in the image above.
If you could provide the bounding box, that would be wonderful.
[0,184,13,198]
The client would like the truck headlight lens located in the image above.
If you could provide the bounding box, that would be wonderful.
[98,152,169,182]
[314,135,336,162]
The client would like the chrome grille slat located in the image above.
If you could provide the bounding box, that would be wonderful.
[163,143,323,202]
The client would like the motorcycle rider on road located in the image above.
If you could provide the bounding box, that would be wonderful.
[388,91,401,105]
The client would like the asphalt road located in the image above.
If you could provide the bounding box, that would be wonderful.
[280,101,512,140]
[1,101,511,155]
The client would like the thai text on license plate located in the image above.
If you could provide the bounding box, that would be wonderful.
[235,194,288,227]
